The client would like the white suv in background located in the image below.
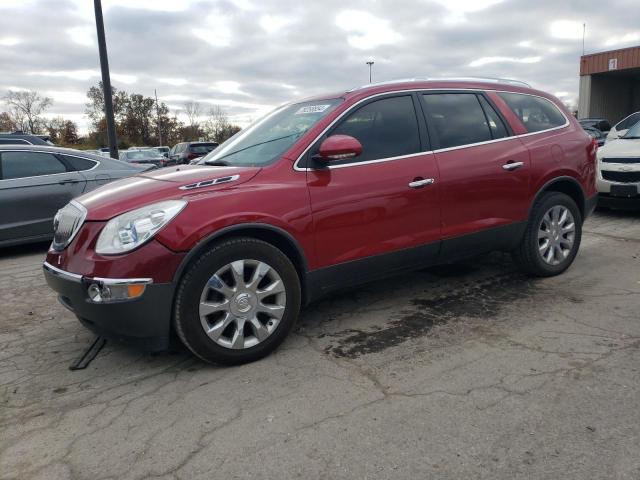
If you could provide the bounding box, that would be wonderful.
[606,111,640,143]
[597,121,640,208]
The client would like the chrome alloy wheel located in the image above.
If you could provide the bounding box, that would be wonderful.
[199,259,286,349]
[538,205,575,266]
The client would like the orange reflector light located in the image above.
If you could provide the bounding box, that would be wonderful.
[127,284,146,298]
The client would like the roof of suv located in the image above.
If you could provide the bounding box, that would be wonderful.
[299,78,552,105]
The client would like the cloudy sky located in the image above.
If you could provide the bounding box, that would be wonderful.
[1,0,639,133]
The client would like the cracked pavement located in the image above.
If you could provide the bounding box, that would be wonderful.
[1,209,639,479]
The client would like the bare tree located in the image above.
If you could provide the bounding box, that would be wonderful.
[3,90,53,134]
[183,100,201,128]
[204,105,229,142]
[0,112,16,132]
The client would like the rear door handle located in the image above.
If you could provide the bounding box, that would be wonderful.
[502,161,524,171]
[58,179,80,185]
[408,178,435,188]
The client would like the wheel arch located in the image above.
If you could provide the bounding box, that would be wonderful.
[531,176,587,221]
[172,223,310,303]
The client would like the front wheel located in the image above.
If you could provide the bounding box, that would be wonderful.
[174,238,301,365]
[513,192,582,277]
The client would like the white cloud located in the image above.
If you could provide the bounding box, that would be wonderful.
[30,69,136,84]
[518,40,533,48]
[192,25,232,47]
[335,10,402,50]
[46,90,87,104]
[0,37,21,46]
[550,20,584,40]
[554,91,569,98]
[259,15,292,34]
[160,94,190,102]
[210,81,249,96]
[66,26,94,47]
[469,56,542,67]
[605,31,640,47]
[158,77,189,87]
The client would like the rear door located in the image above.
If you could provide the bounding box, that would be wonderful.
[305,93,441,284]
[0,150,86,243]
[420,91,530,256]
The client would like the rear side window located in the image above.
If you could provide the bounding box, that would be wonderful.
[422,93,493,149]
[498,93,566,133]
[63,155,97,171]
[330,95,421,162]
[189,144,217,154]
[0,151,68,180]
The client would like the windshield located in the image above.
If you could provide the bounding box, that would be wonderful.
[201,98,343,166]
[622,121,640,139]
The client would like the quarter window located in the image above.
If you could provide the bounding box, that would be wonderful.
[63,155,97,171]
[0,151,68,180]
[498,92,566,133]
[329,96,421,162]
[422,93,494,149]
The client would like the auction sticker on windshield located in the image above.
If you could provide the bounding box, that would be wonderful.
[295,104,331,114]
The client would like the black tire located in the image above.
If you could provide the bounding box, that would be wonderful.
[174,237,301,365]
[512,192,582,277]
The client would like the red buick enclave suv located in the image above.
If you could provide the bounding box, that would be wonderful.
[43,79,598,364]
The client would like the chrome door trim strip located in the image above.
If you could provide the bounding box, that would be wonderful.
[293,88,570,172]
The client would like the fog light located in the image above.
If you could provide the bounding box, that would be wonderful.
[85,280,149,303]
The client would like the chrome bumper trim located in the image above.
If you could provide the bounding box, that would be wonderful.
[43,262,153,285]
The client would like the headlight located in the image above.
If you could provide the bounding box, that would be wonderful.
[96,200,186,255]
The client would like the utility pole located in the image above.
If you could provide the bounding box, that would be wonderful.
[94,0,118,159]
[582,23,586,56]
[366,60,374,83]
[155,89,162,147]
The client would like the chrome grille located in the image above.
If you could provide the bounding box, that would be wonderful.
[602,157,640,164]
[52,201,87,251]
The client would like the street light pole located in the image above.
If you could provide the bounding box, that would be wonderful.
[155,89,162,147]
[94,0,118,159]
[366,61,374,83]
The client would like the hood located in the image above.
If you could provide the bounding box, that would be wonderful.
[78,165,261,220]
[598,138,640,159]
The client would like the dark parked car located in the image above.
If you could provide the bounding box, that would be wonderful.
[578,118,611,133]
[0,132,54,146]
[0,145,151,247]
[582,126,606,147]
[119,149,169,167]
[43,78,597,365]
[169,142,219,164]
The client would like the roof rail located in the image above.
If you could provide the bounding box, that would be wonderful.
[348,76,531,91]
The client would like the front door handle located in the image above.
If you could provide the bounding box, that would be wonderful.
[408,178,435,188]
[58,179,80,185]
[502,161,524,171]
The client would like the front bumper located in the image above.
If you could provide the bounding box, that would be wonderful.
[597,193,640,209]
[43,262,174,351]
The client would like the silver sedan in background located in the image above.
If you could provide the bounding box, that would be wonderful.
[0,145,152,247]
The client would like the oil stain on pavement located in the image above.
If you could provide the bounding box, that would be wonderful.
[323,269,536,358]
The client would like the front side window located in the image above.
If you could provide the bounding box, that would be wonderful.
[422,93,493,149]
[202,98,343,166]
[0,151,67,180]
[498,92,566,133]
[329,95,421,162]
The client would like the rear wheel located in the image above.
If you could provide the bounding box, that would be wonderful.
[174,238,301,365]
[513,192,582,277]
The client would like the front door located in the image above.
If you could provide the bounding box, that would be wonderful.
[305,94,441,285]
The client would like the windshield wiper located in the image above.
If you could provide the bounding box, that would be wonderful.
[208,132,303,163]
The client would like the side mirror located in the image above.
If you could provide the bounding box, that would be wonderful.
[315,135,362,162]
